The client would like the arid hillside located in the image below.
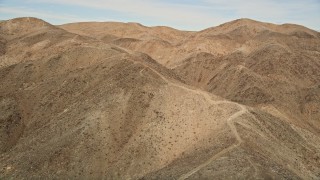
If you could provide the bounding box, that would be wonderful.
[62,18,320,135]
[1,17,320,179]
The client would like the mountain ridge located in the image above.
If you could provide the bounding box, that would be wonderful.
[0,17,319,179]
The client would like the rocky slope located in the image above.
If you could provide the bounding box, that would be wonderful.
[0,17,319,179]
[62,18,320,135]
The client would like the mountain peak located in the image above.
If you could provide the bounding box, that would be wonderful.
[3,17,52,27]
[0,17,54,38]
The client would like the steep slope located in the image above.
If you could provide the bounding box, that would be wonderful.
[0,17,101,68]
[0,17,319,179]
[171,19,320,134]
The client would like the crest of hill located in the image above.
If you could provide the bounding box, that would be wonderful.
[195,18,320,42]
[0,17,56,39]
[60,18,319,66]
[60,21,193,43]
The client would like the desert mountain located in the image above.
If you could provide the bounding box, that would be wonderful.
[1,17,320,179]
[62,18,320,138]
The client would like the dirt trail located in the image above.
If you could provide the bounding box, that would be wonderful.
[177,108,246,180]
[135,59,249,180]
[178,143,239,180]
[247,157,259,178]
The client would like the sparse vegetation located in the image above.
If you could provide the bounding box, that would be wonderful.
[0,17,319,179]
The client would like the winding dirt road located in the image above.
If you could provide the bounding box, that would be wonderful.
[136,61,248,180]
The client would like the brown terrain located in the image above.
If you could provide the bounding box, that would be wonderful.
[0,17,320,179]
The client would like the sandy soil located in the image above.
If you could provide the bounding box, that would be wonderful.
[0,17,319,179]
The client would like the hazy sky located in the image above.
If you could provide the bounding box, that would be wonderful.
[0,0,319,30]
